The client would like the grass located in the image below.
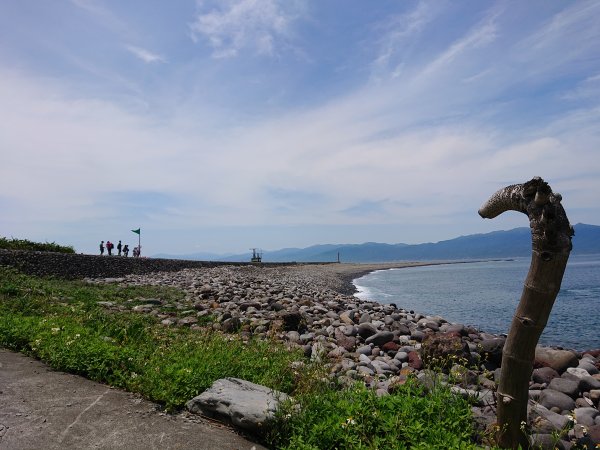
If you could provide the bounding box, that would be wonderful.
[0,265,486,449]
[268,380,482,450]
[0,266,300,410]
[0,236,75,253]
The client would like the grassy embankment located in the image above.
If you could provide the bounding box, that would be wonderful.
[0,236,75,253]
[0,264,485,449]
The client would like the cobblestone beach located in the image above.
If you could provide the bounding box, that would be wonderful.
[89,263,600,448]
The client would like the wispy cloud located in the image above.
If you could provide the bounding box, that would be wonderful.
[189,0,304,58]
[69,0,131,37]
[421,16,498,78]
[125,45,165,63]
[370,0,442,81]
[70,0,110,18]
[524,0,600,51]
[514,0,600,75]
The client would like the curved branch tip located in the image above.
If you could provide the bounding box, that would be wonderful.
[479,177,573,253]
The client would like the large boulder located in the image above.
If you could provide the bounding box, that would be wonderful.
[339,311,355,325]
[186,378,289,433]
[365,331,394,347]
[547,378,580,398]
[580,376,600,392]
[535,347,578,373]
[573,407,599,427]
[279,311,305,332]
[334,329,357,352]
[420,332,470,371]
[539,389,576,412]
[532,367,560,385]
[529,401,570,432]
[357,322,377,339]
[578,360,599,375]
[478,337,505,366]
[408,351,423,370]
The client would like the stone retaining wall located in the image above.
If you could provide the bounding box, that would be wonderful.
[0,249,324,279]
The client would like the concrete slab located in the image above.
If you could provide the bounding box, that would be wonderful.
[0,349,265,450]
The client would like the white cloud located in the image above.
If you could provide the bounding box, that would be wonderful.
[421,17,498,78]
[125,45,165,63]
[525,0,600,51]
[70,0,109,17]
[513,0,600,76]
[370,0,442,81]
[69,0,131,37]
[189,0,303,58]
[561,74,600,101]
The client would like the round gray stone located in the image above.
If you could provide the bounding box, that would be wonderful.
[539,389,576,412]
[359,312,372,324]
[573,407,599,427]
[530,434,566,450]
[532,366,560,385]
[357,322,377,339]
[394,351,409,363]
[566,367,591,379]
[535,347,578,373]
[357,366,374,376]
[357,345,372,355]
[548,378,580,398]
[365,331,394,347]
[410,330,425,342]
[580,376,600,392]
[578,361,599,375]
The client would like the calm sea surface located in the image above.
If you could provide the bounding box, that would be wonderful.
[353,254,600,351]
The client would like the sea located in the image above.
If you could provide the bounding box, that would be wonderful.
[353,254,600,351]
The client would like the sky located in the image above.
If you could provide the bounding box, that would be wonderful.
[1,0,600,256]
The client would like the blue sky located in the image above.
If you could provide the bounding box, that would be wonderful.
[1,0,599,256]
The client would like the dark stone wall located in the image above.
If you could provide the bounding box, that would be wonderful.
[0,249,320,280]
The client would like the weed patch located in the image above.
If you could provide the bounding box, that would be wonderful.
[0,237,75,253]
[268,379,481,450]
[0,267,300,410]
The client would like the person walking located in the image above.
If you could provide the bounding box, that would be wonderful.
[106,241,113,256]
[123,244,129,257]
[99,241,105,255]
[117,240,122,256]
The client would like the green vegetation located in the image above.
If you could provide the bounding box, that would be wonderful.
[0,266,299,410]
[268,379,482,450]
[0,266,485,449]
[0,236,75,253]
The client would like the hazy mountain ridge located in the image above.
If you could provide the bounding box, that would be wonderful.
[155,223,600,263]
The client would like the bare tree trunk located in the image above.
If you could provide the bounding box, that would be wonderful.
[478,177,573,449]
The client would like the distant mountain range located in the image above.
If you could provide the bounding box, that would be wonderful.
[153,223,600,263]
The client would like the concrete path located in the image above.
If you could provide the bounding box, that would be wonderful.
[0,349,266,450]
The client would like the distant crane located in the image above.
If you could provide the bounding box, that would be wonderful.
[250,248,263,263]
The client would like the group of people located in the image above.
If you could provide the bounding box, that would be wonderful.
[99,240,140,257]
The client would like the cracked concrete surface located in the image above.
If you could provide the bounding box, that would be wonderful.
[0,349,265,450]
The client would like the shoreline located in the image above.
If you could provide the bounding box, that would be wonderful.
[4,260,599,447]
[326,259,508,296]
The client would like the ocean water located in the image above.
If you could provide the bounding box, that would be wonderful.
[354,254,600,351]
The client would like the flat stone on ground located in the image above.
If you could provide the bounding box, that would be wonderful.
[186,378,288,434]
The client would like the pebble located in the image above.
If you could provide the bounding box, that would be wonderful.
[90,264,600,443]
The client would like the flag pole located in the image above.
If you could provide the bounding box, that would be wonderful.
[131,228,141,257]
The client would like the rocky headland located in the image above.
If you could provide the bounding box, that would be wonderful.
[86,263,600,449]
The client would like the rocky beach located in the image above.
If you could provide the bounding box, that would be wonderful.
[86,263,600,449]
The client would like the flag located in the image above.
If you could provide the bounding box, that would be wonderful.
[131,228,140,235]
